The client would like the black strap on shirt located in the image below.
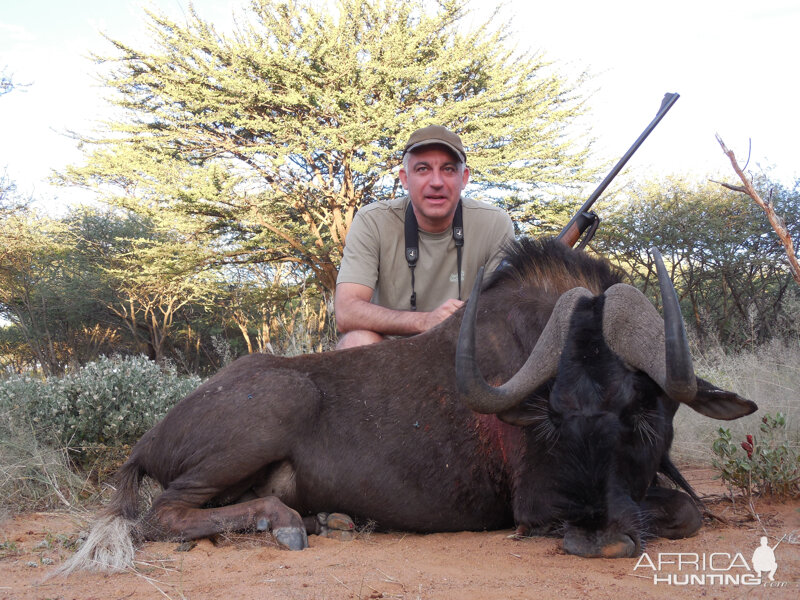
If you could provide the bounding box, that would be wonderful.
[404,200,464,311]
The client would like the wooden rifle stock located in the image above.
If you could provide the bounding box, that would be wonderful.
[557,92,680,248]
[559,211,600,250]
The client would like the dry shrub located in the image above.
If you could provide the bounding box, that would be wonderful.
[0,407,93,514]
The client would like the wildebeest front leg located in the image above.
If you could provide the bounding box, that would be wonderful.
[641,487,702,539]
[143,491,308,550]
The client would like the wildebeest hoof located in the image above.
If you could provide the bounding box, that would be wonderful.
[316,512,355,541]
[274,527,308,550]
[319,512,355,530]
[256,517,270,532]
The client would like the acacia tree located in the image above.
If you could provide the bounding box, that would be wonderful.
[0,203,223,373]
[597,176,799,347]
[0,207,71,374]
[101,233,219,364]
[0,207,139,372]
[58,0,591,302]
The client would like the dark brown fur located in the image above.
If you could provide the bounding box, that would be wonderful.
[65,238,754,571]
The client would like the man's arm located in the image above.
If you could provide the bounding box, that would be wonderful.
[335,282,463,336]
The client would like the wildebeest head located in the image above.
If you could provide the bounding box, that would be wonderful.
[456,245,756,558]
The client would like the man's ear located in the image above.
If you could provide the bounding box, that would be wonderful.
[398,167,408,189]
[461,165,470,188]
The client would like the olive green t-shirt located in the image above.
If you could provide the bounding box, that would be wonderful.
[337,196,514,312]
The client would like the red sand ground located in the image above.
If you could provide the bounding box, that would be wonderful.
[1,468,798,600]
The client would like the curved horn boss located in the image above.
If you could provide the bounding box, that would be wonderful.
[455,267,593,414]
[601,247,696,403]
[457,243,757,417]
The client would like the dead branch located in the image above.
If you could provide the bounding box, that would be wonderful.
[715,134,800,285]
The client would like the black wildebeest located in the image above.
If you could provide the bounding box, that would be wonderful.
[61,238,756,572]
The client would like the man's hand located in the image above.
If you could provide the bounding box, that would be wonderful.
[422,298,464,331]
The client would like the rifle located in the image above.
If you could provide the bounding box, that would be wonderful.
[557,92,680,249]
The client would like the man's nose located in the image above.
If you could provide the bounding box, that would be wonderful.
[429,168,444,186]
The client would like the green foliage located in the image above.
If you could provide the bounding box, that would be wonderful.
[9,1,595,367]
[0,197,334,373]
[0,203,153,373]
[596,174,800,349]
[58,0,591,298]
[1,201,230,373]
[711,413,800,499]
[0,355,200,511]
[0,355,200,449]
[0,540,21,558]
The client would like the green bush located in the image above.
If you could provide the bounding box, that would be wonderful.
[711,413,800,499]
[0,355,200,510]
[0,355,200,448]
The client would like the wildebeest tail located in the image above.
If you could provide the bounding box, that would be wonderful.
[53,459,144,575]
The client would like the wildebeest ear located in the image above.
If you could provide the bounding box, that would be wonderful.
[684,378,758,420]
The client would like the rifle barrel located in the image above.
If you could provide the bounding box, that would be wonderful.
[557,92,680,244]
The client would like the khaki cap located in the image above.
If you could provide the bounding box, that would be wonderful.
[403,125,466,163]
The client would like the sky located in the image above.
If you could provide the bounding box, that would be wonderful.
[1,0,798,214]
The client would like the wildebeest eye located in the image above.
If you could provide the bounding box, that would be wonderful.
[547,405,563,428]
[498,396,561,446]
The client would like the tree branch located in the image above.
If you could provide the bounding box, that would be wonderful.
[714,134,800,285]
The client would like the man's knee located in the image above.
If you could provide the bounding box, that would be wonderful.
[336,330,384,350]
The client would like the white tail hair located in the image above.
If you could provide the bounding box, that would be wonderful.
[53,514,135,576]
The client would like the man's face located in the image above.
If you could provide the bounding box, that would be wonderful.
[399,146,470,233]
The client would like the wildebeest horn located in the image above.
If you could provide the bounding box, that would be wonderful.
[602,248,697,403]
[456,267,593,414]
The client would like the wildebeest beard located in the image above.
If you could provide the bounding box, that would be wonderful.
[524,293,680,555]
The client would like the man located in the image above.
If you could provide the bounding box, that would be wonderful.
[335,125,514,349]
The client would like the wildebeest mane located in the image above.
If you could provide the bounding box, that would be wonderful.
[488,237,625,297]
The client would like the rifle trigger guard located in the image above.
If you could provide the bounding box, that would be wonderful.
[576,211,600,251]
